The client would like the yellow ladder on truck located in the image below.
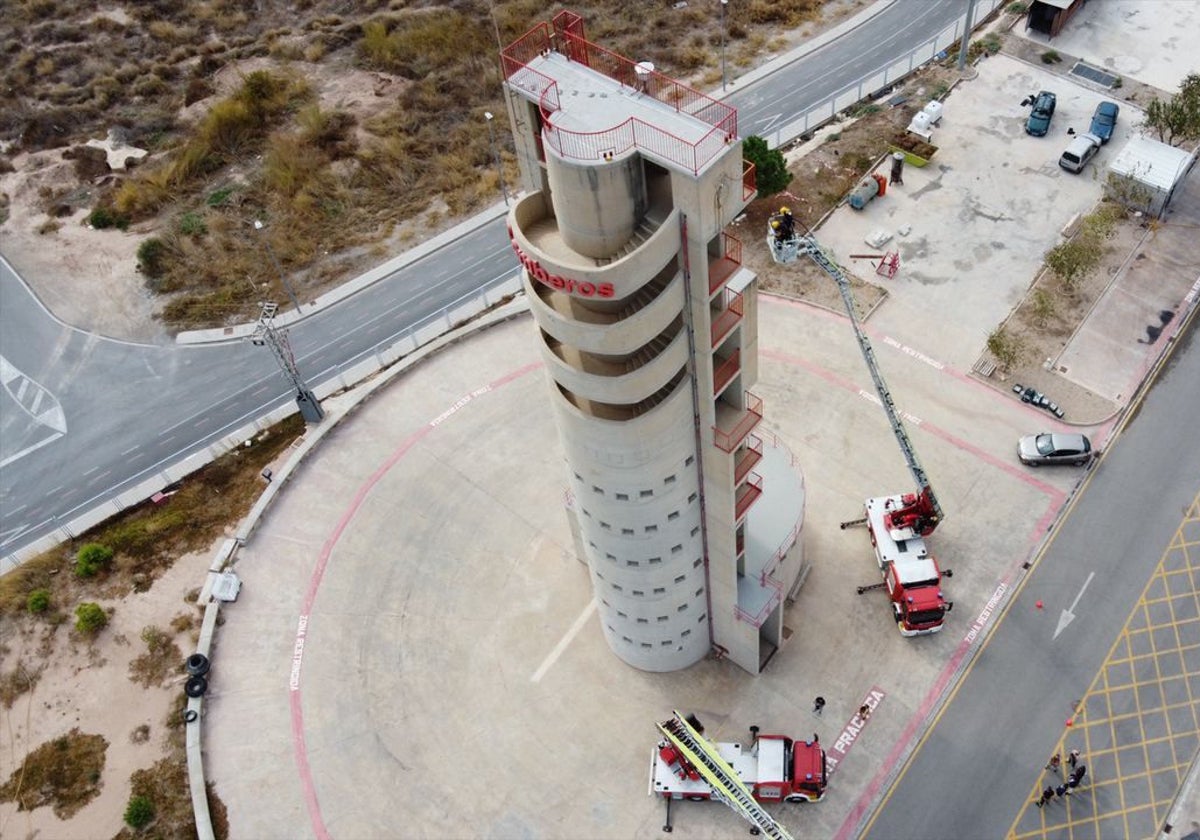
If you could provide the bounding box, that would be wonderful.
[657,711,795,840]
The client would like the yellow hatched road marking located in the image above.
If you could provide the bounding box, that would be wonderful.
[1010,490,1200,840]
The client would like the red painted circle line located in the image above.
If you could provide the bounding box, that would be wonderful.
[288,362,541,840]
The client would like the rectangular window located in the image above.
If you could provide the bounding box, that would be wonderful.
[668,511,680,521]
[654,588,666,595]
[626,560,639,567]
[641,642,652,649]
[637,617,648,624]
[661,640,672,647]
[685,455,695,466]
[671,544,682,554]
[601,522,611,530]
[621,528,634,536]
[617,611,627,618]
[657,615,669,622]
[612,583,622,591]
[633,590,644,596]
[645,524,658,533]
[693,558,702,568]
[690,526,700,537]
[605,553,616,560]
[616,492,629,501]
[664,475,676,484]
[688,493,698,503]
[677,603,688,612]
[641,489,653,498]
[674,575,686,583]
[648,557,662,565]
[681,629,691,638]
[592,486,604,495]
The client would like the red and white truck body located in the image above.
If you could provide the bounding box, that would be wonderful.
[864,494,952,635]
[651,733,827,803]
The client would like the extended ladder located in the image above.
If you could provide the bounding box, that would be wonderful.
[656,711,794,840]
[794,238,942,527]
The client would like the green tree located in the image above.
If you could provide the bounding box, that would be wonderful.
[1044,238,1100,295]
[742,135,792,196]
[986,326,1025,372]
[74,543,114,578]
[74,603,108,635]
[1143,73,1200,146]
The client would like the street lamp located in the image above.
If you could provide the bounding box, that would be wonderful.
[252,219,303,314]
[720,0,728,92]
[484,111,510,206]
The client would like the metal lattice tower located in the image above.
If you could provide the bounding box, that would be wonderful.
[249,302,324,422]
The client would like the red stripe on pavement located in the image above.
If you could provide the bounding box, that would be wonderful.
[289,363,542,840]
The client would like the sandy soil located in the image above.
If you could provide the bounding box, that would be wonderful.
[0,545,210,839]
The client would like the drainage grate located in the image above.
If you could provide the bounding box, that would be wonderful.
[1070,61,1119,88]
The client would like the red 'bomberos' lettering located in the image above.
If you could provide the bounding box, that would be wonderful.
[508,235,616,299]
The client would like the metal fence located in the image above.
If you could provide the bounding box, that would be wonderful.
[765,0,1005,149]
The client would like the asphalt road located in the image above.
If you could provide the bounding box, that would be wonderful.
[863,321,1200,838]
[0,0,979,556]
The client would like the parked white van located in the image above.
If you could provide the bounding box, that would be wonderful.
[1059,133,1101,173]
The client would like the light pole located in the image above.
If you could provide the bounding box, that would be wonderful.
[484,111,510,206]
[720,0,728,92]
[253,219,302,314]
[248,302,324,422]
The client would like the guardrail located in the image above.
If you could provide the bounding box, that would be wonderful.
[1,272,523,572]
[764,0,1005,149]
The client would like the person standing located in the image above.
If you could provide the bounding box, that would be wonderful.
[858,703,872,722]
[813,696,826,715]
[1055,783,1071,799]
[1034,786,1054,808]
[1046,752,1062,774]
[1069,765,1087,789]
[1068,749,1081,770]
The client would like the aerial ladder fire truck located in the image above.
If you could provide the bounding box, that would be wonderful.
[650,711,827,837]
[767,211,953,636]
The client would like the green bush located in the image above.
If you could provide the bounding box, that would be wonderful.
[26,588,51,613]
[75,543,114,578]
[136,238,168,278]
[1041,49,1061,64]
[86,206,129,230]
[74,603,108,635]
[742,135,792,196]
[178,212,207,237]
[124,794,155,829]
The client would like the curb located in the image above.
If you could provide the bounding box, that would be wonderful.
[182,296,532,840]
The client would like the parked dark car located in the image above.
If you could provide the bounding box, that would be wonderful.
[1089,101,1120,144]
[1026,91,1057,136]
[1017,433,1094,466]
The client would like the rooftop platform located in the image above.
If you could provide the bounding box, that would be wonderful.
[502,11,737,176]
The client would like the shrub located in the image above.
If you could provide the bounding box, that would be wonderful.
[26,589,51,613]
[179,212,207,236]
[124,794,155,829]
[74,603,108,635]
[86,206,129,230]
[1041,49,1061,64]
[137,238,168,278]
[743,135,791,196]
[74,543,114,578]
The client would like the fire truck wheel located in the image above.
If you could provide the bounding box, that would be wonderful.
[184,676,208,698]
[185,653,210,677]
[786,794,806,803]
[687,796,706,802]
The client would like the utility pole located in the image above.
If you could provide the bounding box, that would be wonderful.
[957,0,978,71]
[720,0,729,92]
[249,302,324,423]
[484,111,510,206]
[253,219,303,314]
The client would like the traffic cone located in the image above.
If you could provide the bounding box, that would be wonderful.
[1036,600,1043,610]
[1065,718,1074,727]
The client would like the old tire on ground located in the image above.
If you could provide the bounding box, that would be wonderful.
[183,709,199,723]
[184,675,208,698]
[185,653,210,677]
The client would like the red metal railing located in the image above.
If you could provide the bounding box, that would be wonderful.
[734,434,764,484]
[743,160,757,202]
[713,391,763,453]
[733,572,783,627]
[713,349,740,396]
[710,287,743,347]
[735,472,763,520]
[501,12,738,175]
[708,232,743,296]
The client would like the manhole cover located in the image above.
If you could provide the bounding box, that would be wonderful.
[1070,61,1119,88]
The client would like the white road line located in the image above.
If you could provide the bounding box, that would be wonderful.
[121,445,139,455]
[531,599,597,683]
[83,465,99,476]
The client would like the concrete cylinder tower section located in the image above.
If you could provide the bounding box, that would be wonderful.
[502,11,807,675]
[553,380,710,672]
[546,151,646,259]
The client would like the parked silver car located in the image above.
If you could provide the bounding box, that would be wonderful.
[1017,433,1094,466]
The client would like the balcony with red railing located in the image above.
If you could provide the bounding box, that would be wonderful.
[501,11,739,175]
[734,472,763,521]
[734,434,764,484]
[743,160,757,202]
[712,391,763,453]
[712,349,740,396]
[710,287,743,348]
[708,232,742,296]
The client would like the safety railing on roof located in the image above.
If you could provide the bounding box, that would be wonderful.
[501,12,738,175]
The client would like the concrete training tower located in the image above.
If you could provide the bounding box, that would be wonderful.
[501,11,807,674]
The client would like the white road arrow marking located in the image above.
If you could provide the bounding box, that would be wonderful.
[759,113,783,132]
[1055,571,1095,639]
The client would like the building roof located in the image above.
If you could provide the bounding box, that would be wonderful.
[1032,0,1075,10]
[1107,135,1195,191]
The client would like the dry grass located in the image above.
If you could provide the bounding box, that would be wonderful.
[0,659,45,708]
[0,728,108,819]
[0,414,304,619]
[127,625,184,689]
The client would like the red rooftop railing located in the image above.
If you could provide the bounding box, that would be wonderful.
[501,11,738,175]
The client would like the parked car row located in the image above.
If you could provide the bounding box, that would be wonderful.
[1023,92,1120,173]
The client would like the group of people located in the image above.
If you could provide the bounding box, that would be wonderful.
[1035,749,1087,807]
[770,206,795,244]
